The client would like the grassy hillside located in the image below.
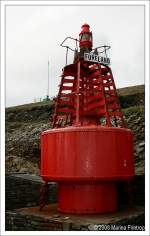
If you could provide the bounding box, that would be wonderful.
[5,85,145,175]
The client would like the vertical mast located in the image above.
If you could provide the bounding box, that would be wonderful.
[47,60,50,100]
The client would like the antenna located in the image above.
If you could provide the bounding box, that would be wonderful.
[47,60,50,100]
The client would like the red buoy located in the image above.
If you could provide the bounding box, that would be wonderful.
[41,24,135,214]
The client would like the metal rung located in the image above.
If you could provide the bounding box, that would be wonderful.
[91,79,102,86]
[102,74,112,80]
[60,93,75,97]
[106,96,117,103]
[87,101,105,111]
[63,78,75,84]
[62,86,73,90]
[87,94,103,103]
[63,71,76,77]
[105,91,116,96]
[103,82,114,87]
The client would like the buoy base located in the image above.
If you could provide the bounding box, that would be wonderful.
[58,183,118,214]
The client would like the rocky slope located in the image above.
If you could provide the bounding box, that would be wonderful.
[5,85,145,175]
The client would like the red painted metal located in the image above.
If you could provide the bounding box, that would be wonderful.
[41,127,134,183]
[41,24,135,214]
[79,23,93,49]
[58,183,117,214]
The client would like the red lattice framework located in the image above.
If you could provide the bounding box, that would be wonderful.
[53,59,125,128]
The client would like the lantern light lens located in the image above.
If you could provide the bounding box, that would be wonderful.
[80,33,91,41]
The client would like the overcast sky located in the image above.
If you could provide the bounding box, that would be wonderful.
[6,5,144,107]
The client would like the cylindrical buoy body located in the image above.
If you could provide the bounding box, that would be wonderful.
[41,126,134,213]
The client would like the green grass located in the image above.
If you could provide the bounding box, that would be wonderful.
[6,100,54,112]
[117,84,144,96]
[122,105,144,114]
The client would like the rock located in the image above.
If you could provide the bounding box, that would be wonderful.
[6,155,16,161]
[63,217,70,220]
[136,146,144,154]
[20,167,28,173]
[139,142,145,147]
[53,214,60,218]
